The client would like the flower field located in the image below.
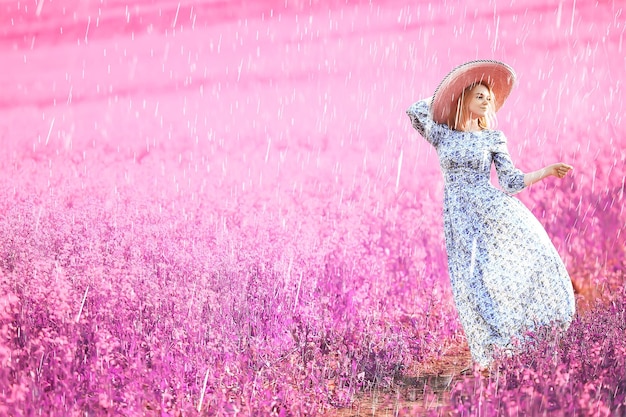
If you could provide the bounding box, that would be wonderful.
[1,0,625,415]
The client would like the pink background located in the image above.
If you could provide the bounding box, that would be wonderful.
[2,0,624,277]
[1,0,625,414]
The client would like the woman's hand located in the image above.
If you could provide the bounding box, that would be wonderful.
[524,162,573,187]
[549,163,574,179]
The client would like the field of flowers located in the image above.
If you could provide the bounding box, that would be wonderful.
[1,0,625,415]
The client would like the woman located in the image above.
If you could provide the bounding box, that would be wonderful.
[406,60,576,369]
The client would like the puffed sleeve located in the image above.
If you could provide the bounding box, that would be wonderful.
[492,131,526,195]
[406,99,446,147]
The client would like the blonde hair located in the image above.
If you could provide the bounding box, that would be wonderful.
[446,82,497,131]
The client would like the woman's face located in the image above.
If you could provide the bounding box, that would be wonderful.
[467,84,493,119]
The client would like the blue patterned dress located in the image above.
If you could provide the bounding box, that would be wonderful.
[407,99,576,367]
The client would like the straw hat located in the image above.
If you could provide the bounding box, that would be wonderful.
[431,60,517,124]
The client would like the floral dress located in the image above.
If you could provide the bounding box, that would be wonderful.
[407,99,576,367]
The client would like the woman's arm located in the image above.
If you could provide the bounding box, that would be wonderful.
[406,97,442,147]
[523,163,573,187]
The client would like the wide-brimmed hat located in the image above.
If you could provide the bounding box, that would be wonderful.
[431,60,517,124]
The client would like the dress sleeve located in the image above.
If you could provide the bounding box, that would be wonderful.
[406,99,445,147]
[492,131,526,195]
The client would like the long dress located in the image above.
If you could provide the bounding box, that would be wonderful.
[407,99,576,367]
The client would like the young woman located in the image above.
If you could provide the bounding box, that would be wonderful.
[406,60,576,369]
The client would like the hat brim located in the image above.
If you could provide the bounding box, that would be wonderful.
[431,60,516,125]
